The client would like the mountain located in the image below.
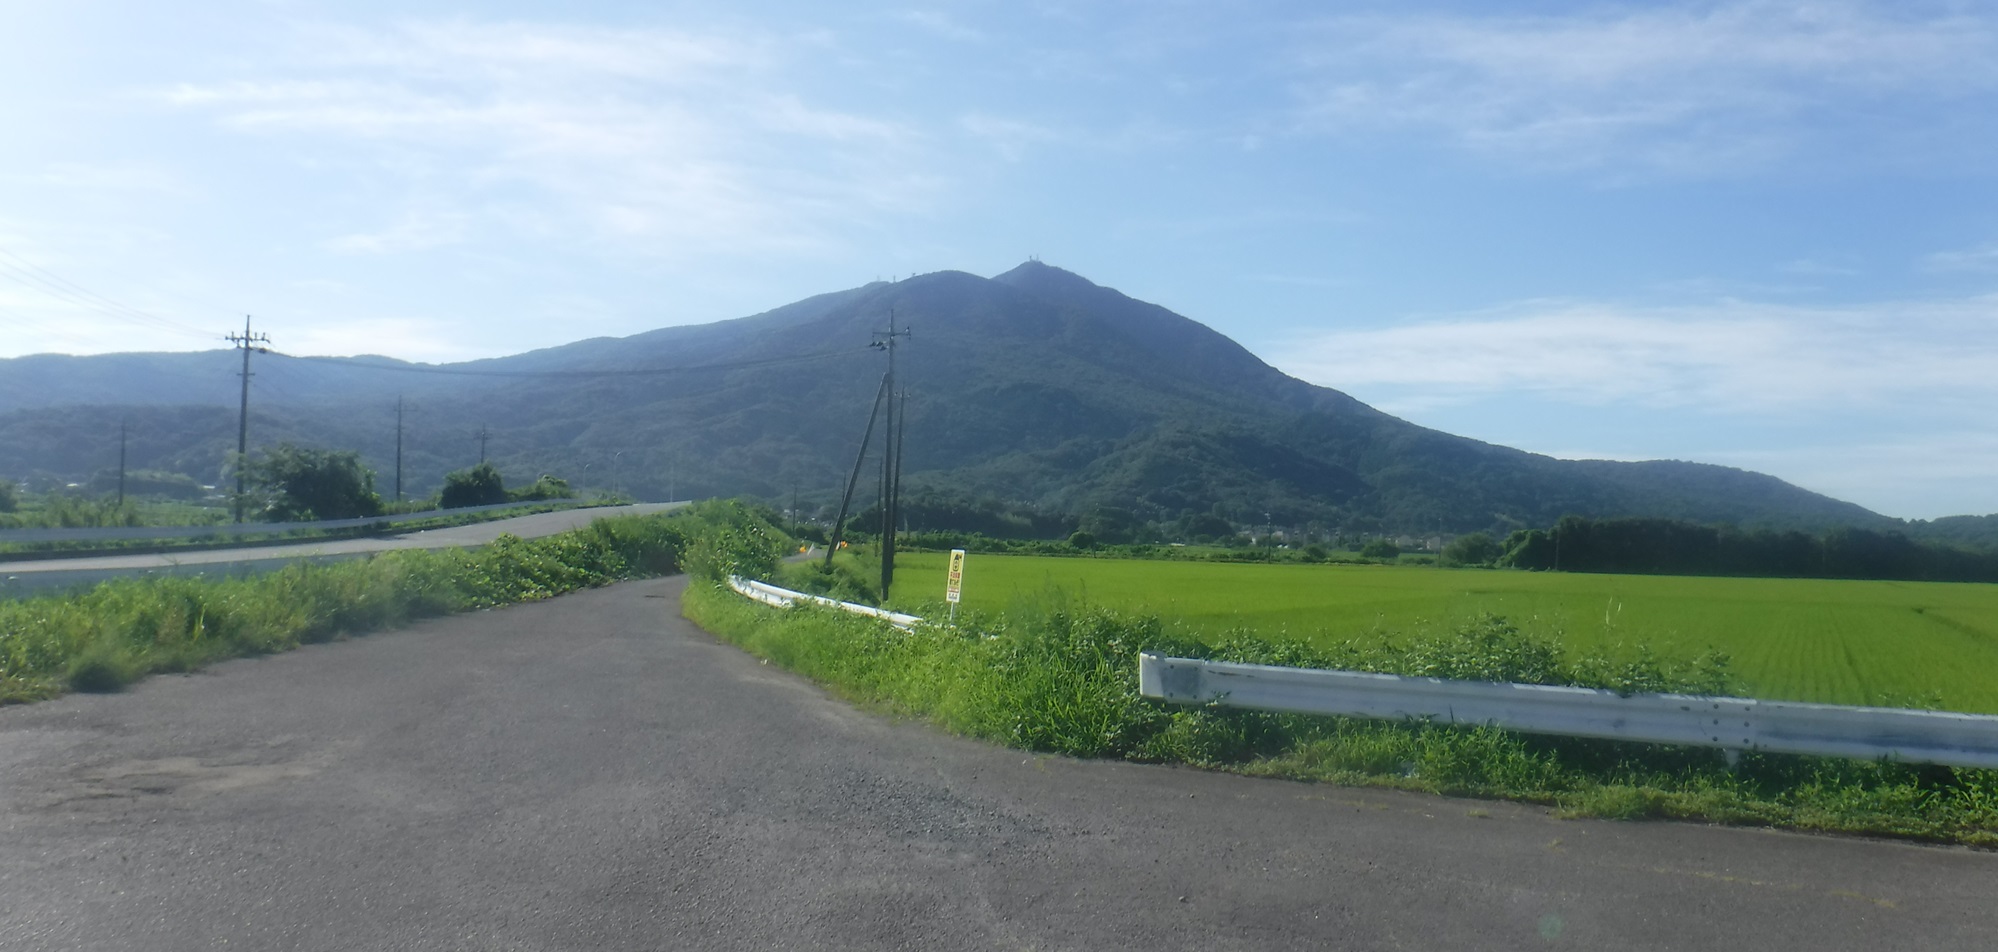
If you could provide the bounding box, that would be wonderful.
[0,262,1903,535]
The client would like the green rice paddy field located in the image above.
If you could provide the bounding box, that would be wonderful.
[888,551,1998,714]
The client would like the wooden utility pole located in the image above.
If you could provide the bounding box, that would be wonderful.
[225,316,270,523]
[874,312,910,598]
[394,396,406,502]
[826,374,889,567]
[116,419,127,508]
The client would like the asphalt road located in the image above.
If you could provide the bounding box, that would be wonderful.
[2,575,1994,950]
[0,502,683,595]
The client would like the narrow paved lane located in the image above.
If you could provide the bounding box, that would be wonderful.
[1,575,1992,950]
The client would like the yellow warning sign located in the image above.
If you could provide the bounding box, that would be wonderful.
[945,548,966,604]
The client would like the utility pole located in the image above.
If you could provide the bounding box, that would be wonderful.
[116,419,127,508]
[826,374,889,567]
[394,396,406,502]
[873,312,910,598]
[475,426,491,463]
[226,316,270,523]
[893,388,907,534]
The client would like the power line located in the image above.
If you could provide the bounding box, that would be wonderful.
[0,248,212,334]
[0,248,213,339]
[0,302,102,351]
[9,248,246,322]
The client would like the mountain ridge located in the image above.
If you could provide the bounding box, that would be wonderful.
[0,262,1912,535]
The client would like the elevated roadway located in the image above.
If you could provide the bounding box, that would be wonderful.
[0,502,683,595]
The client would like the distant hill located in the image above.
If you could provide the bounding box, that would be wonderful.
[0,262,1925,536]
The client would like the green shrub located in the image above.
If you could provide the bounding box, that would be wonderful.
[245,443,384,521]
[1359,538,1399,560]
[509,474,575,502]
[777,556,879,604]
[681,502,782,581]
[1442,532,1503,567]
[440,462,507,509]
[0,510,698,702]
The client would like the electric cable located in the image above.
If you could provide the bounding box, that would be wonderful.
[0,250,214,339]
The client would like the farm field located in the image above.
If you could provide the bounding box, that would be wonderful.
[887,551,1998,714]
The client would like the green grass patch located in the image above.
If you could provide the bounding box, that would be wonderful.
[0,509,705,703]
[0,500,606,561]
[885,551,1998,713]
[686,578,1998,846]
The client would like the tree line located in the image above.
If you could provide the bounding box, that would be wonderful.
[1495,515,1998,583]
[239,444,575,522]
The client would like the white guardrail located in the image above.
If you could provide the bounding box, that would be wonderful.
[726,576,924,630]
[1139,653,1998,770]
[719,578,1998,769]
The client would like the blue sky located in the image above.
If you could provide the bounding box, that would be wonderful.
[2,1,1995,519]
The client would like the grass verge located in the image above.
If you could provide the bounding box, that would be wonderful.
[684,579,1998,847]
[0,509,700,704]
[0,500,610,562]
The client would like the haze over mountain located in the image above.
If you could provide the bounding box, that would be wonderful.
[0,263,1907,536]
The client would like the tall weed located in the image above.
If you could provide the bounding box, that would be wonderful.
[0,510,707,702]
[685,573,1998,846]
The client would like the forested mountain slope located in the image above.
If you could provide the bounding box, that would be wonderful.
[0,262,1897,535]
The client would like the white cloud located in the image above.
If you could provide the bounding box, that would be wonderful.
[1288,1,1998,176]
[30,162,186,195]
[1274,294,1998,415]
[1926,243,1998,273]
[895,10,984,43]
[282,315,474,363]
[958,113,1055,161]
[159,20,938,257]
[324,206,468,255]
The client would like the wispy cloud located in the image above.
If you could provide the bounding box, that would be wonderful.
[159,19,937,257]
[283,314,472,363]
[31,162,187,195]
[1287,1,1998,176]
[895,10,984,43]
[1274,294,1998,414]
[1926,243,1998,273]
[958,113,1055,161]
[324,205,468,255]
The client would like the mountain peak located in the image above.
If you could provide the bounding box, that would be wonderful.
[991,259,1100,293]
